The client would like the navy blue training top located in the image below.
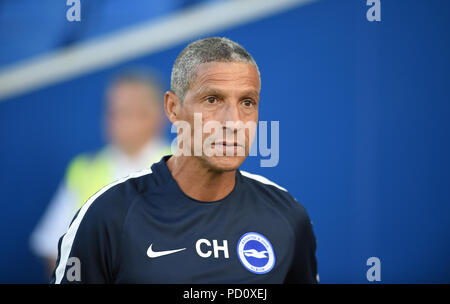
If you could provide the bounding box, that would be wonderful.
[51,155,318,284]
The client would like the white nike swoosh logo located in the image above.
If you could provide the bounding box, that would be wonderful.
[146,244,186,258]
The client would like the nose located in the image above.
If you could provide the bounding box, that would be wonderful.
[221,101,241,124]
[220,102,245,143]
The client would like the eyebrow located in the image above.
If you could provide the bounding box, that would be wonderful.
[195,87,259,99]
[196,87,224,97]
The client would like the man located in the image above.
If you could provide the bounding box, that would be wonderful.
[51,37,318,284]
[31,69,171,275]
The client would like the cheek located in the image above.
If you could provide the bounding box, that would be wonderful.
[133,116,154,134]
[248,110,259,123]
[178,108,203,131]
[111,115,143,134]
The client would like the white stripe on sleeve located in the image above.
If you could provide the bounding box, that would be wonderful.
[240,170,287,192]
[54,169,152,284]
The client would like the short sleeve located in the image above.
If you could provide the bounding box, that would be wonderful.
[284,202,318,284]
[50,183,129,284]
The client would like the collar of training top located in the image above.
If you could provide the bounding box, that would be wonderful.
[150,155,242,204]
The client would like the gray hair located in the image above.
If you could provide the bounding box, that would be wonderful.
[170,37,260,101]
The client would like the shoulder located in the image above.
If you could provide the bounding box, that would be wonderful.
[66,149,104,170]
[65,153,94,178]
[71,168,154,229]
[239,170,312,227]
[64,149,108,181]
[239,170,288,192]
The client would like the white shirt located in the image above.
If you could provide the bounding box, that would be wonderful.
[30,139,169,259]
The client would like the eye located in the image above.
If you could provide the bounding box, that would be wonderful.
[205,96,218,104]
[242,99,255,107]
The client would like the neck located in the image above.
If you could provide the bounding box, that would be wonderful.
[166,155,236,202]
[119,136,159,160]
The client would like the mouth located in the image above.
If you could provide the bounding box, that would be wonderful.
[213,142,242,147]
[208,141,246,157]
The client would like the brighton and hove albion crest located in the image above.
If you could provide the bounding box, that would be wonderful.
[237,232,275,274]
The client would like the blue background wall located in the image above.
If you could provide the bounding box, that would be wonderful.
[0,0,449,283]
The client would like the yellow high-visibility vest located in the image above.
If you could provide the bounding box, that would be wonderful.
[65,147,171,209]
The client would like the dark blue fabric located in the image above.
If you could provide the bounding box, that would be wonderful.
[51,155,317,284]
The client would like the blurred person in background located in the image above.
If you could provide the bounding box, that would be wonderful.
[50,37,318,284]
[30,68,172,276]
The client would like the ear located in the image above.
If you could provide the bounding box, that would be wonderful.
[164,91,181,124]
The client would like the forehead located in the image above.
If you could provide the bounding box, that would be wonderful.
[107,82,159,111]
[190,62,260,94]
[108,81,155,100]
[109,81,154,97]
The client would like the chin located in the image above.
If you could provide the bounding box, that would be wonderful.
[200,155,247,172]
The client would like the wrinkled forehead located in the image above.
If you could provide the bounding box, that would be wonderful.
[189,61,261,95]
